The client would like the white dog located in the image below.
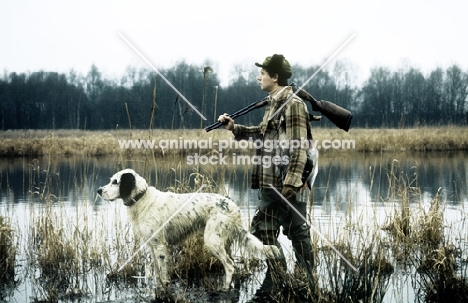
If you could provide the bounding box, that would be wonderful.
[97,169,280,290]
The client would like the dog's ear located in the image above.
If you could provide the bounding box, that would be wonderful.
[120,172,135,200]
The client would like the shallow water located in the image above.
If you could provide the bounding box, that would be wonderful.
[0,151,467,302]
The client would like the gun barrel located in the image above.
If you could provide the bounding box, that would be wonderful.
[204,97,269,132]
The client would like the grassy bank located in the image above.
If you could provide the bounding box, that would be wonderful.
[1,126,467,157]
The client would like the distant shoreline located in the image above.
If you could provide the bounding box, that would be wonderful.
[0,127,467,157]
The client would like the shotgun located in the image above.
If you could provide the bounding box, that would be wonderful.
[204,84,353,132]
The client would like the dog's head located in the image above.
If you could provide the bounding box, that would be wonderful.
[97,169,148,206]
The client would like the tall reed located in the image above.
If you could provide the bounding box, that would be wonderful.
[378,159,468,303]
[412,188,468,302]
[0,215,17,287]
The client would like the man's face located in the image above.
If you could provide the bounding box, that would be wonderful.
[257,68,278,92]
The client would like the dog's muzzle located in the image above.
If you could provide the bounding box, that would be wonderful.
[97,187,103,196]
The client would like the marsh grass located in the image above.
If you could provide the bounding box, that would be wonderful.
[30,210,81,301]
[381,159,415,264]
[304,187,396,303]
[0,215,17,288]
[0,153,467,302]
[318,238,394,303]
[412,189,468,302]
[1,126,468,157]
[377,159,468,303]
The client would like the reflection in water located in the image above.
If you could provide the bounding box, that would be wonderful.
[313,151,467,207]
[1,151,467,206]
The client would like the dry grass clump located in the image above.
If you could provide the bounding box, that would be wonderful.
[378,160,468,303]
[414,238,468,303]
[415,188,444,247]
[30,212,80,302]
[380,159,415,265]
[416,243,468,303]
[0,215,17,287]
[316,230,394,303]
[411,189,468,303]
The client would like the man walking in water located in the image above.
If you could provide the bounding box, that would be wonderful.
[218,54,316,298]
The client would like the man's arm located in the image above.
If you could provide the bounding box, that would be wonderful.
[282,98,309,188]
[218,114,262,141]
[232,124,262,141]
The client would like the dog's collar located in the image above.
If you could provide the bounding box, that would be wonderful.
[124,187,147,207]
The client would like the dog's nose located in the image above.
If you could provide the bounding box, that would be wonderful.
[97,188,103,196]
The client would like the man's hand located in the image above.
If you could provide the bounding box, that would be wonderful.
[217,113,234,131]
[281,184,298,204]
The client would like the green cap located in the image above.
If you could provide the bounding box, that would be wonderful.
[255,54,292,78]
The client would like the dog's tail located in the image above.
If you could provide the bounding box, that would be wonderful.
[238,229,281,259]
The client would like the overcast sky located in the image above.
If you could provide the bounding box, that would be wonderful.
[1,0,466,86]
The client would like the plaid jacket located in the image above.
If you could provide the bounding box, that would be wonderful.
[233,86,313,190]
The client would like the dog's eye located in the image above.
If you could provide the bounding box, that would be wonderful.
[112,179,118,185]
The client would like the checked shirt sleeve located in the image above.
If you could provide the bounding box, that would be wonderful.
[232,124,262,141]
[282,98,309,188]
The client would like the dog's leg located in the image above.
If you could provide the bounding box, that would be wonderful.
[150,243,171,288]
[204,217,235,290]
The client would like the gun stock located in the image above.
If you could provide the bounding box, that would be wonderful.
[313,99,353,132]
[293,84,353,132]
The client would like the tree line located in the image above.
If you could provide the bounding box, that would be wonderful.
[1,61,467,130]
